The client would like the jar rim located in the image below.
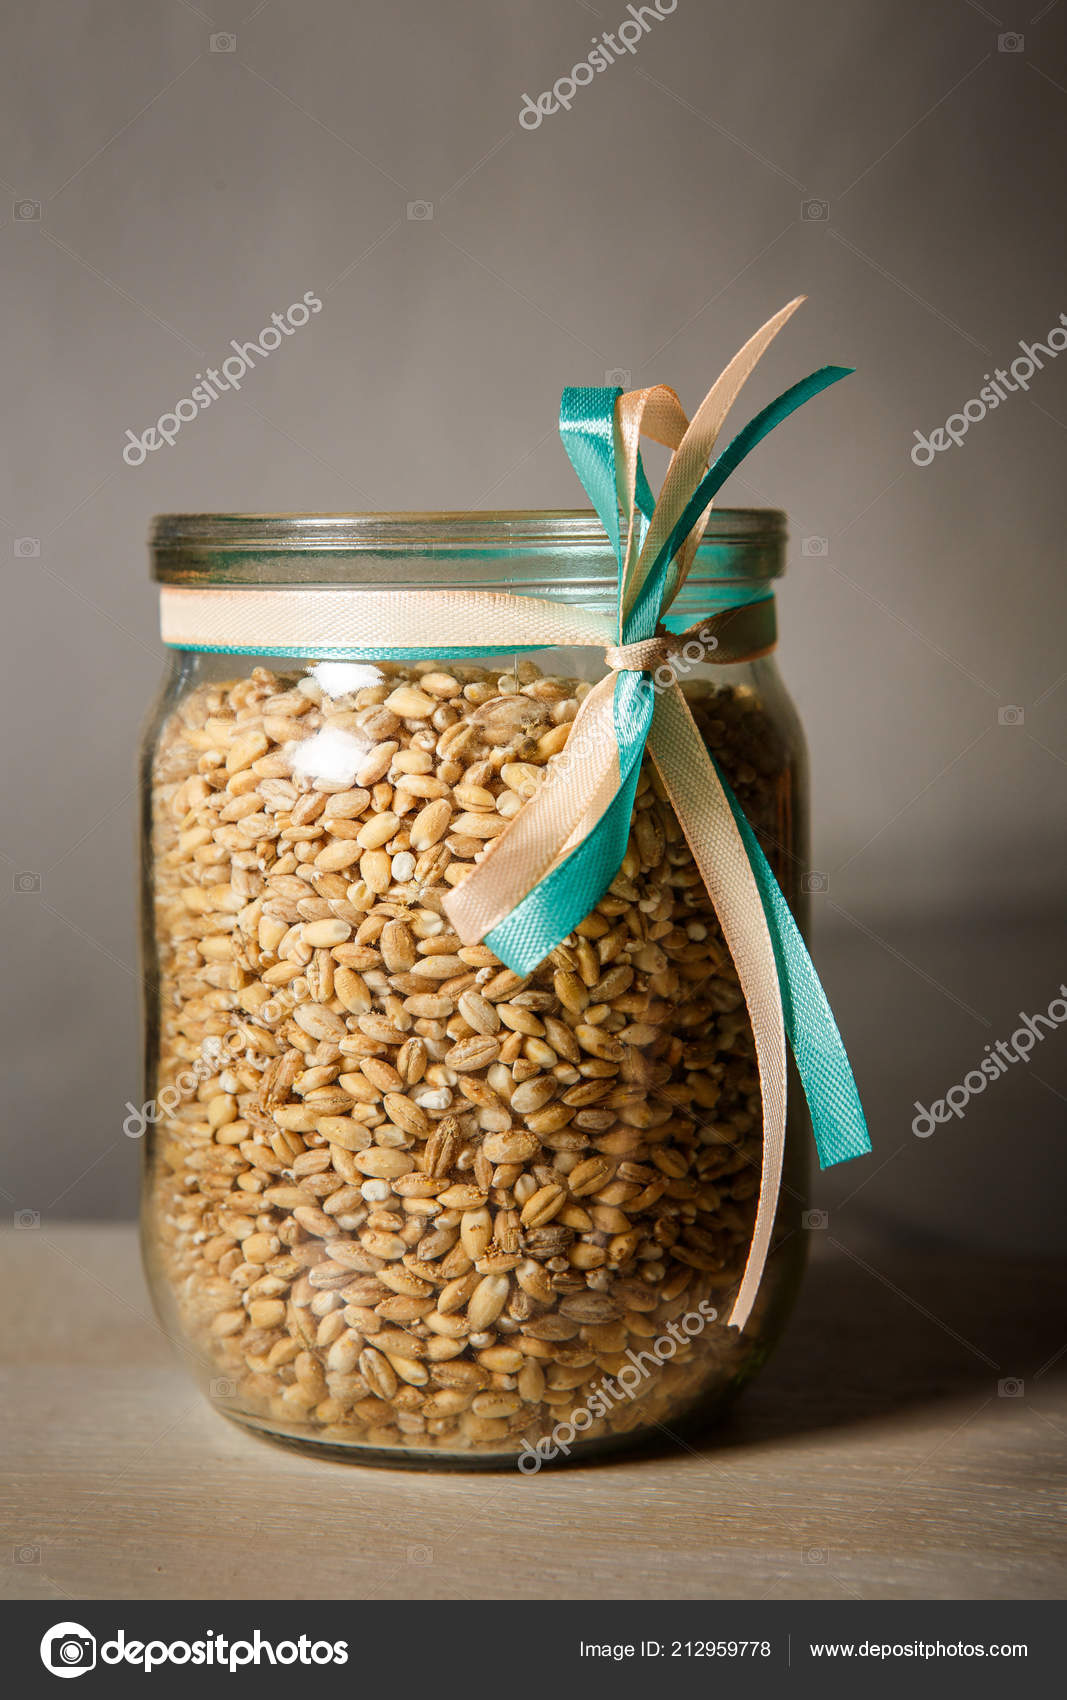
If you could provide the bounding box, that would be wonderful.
[151,508,787,589]
[152,508,785,547]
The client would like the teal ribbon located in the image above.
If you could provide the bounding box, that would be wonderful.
[724,782,868,1169]
[484,366,868,1171]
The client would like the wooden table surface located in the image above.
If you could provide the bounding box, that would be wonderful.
[3,1225,1064,1601]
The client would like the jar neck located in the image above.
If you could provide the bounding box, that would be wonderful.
[150,510,787,604]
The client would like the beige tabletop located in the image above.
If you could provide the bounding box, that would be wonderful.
[2,1224,1064,1601]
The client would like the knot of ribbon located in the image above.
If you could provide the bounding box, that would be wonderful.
[158,296,872,1331]
[602,630,684,672]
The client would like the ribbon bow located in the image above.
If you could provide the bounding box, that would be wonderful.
[443,297,871,1328]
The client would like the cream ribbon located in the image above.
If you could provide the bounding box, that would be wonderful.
[158,584,773,663]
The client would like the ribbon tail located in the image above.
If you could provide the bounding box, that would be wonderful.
[722,784,871,1170]
[628,364,854,640]
[443,672,653,974]
[485,756,641,975]
[485,672,653,973]
[647,685,788,1332]
[667,366,854,573]
[626,296,807,624]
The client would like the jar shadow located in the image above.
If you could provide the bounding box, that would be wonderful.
[694,1243,1066,1455]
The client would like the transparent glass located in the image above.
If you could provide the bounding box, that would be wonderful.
[139,512,809,1467]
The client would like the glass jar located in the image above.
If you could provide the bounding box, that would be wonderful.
[140,511,809,1467]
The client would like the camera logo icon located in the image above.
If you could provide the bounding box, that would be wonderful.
[997,1377,1024,1398]
[14,1544,41,1564]
[406,200,434,221]
[408,1543,434,1564]
[40,1622,96,1678]
[803,1209,829,1230]
[14,199,41,221]
[210,1377,236,1398]
[14,871,41,893]
[605,368,632,388]
[997,704,1024,726]
[801,536,829,557]
[998,32,1024,52]
[802,199,830,221]
[802,871,829,894]
[803,1546,829,1564]
[210,32,237,52]
[14,537,41,557]
[14,1209,40,1230]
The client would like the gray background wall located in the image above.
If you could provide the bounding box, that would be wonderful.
[2,1,1064,1252]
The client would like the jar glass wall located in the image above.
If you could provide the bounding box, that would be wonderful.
[139,513,809,1466]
